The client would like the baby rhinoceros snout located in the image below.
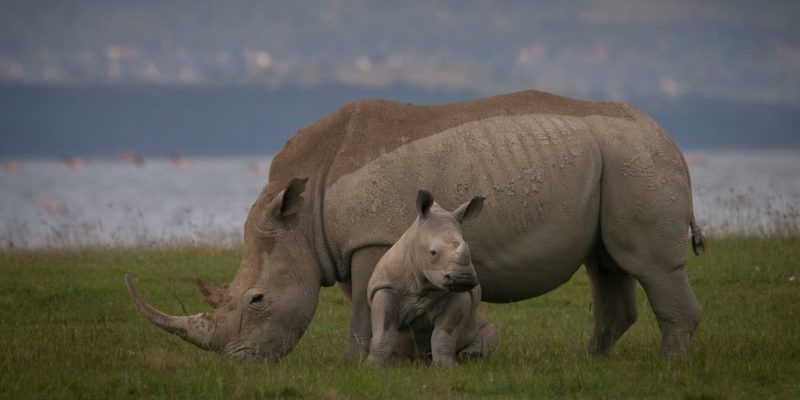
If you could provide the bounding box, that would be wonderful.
[442,242,477,291]
[442,267,478,292]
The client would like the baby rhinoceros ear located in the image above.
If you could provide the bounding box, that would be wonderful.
[417,190,435,219]
[453,196,485,223]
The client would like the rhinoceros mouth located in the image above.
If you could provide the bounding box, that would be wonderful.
[442,268,478,292]
[444,280,478,292]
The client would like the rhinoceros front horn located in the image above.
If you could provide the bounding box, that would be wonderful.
[125,274,216,350]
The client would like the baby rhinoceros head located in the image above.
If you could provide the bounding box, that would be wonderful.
[413,190,485,292]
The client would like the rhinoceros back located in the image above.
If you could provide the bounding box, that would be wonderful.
[321,91,640,302]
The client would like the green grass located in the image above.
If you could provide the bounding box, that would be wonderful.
[1,237,799,399]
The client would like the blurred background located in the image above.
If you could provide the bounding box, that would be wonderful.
[1,0,798,247]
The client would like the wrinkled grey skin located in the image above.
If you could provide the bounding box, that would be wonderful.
[367,191,498,366]
[126,90,705,361]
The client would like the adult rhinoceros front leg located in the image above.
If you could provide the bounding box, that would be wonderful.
[343,246,390,361]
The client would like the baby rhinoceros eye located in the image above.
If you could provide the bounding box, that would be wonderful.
[430,249,438,257]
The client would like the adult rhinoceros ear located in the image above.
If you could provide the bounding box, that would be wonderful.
[453,196,485,223]
[267,177,308,218]
[417,190,434,219]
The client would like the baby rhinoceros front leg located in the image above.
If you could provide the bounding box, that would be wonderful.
[366,288,402,365]
[431,291,474,367]
[430,288,499,366]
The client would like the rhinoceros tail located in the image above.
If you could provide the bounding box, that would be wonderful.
[669,137,706,256]
[690,217,706,256]
[681,157,706,256]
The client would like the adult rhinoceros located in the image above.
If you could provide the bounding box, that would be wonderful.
[126,90,705,361]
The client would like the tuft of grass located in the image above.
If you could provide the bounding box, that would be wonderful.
[1,237,799,399]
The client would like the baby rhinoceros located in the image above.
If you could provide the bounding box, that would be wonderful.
[367,190,498,366]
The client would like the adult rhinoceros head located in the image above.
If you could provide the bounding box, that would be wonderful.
[126,177,325,361]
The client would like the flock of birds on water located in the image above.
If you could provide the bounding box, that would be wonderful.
[1,149,271,217]
[1,149,270,175]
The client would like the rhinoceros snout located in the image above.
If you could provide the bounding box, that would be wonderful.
[443,270,478,292]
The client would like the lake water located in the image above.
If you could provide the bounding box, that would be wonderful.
[1,152,798,248]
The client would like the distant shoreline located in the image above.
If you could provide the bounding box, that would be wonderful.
[2,84,799,159]
[1,152,797,249]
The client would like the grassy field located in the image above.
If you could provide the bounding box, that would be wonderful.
[1,237,798,399]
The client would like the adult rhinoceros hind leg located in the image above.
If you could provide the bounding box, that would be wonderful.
[583,248,638,355]
[602,230,702,358]
[601,212,702,358]
[637,267,701,358]
[343,245,390,362]
[595,116,702,358]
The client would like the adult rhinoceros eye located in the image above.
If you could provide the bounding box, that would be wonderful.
[430,250,437,256]
[250,294,265,304]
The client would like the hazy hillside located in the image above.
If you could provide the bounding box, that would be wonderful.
[2,1,798,156]
[1,0,798,104]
